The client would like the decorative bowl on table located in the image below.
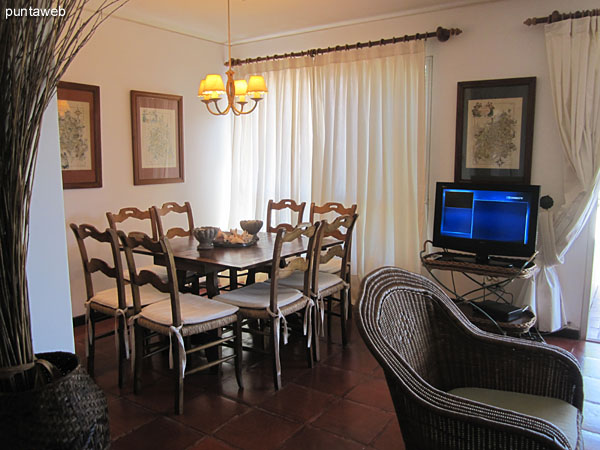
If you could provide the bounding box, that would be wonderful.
[193,226,220,250]
[213,229,259,247]
[240,219,263,236]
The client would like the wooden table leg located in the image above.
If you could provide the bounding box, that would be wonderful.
[206,272,220,298]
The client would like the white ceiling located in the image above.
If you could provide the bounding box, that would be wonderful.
[106,0,496,44]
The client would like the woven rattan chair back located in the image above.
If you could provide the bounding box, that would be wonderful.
[118,231,180,324]
[309,202,357,240]
[266,198,306,232]
[357,267,584,450]
[70,223,127,309]
[106,206,158,240]
[153,201,195,238]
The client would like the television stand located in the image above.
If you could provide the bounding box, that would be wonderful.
[420,241,539,339]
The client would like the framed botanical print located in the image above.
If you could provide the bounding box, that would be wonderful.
[130,91,184,185]
[57,82,102,189]
[454,77,536,184]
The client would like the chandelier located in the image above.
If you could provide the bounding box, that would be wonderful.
[198,0,267,116]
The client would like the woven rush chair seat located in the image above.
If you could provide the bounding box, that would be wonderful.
[216,282,304,309]
[357,266,584,450]
[89,284,168,314]
[136,294,238,334]
[276,270,344,297]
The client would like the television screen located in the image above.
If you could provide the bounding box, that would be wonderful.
[432,182,540,263]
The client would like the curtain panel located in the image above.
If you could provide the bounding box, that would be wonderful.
[530,16,600,332]
[229,41,426,278]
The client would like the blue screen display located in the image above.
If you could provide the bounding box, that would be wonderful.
[440,189,531,244]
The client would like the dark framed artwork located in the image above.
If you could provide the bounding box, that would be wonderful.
[57,81,102,189]
[454,77,536,184]
[130,90,184,185]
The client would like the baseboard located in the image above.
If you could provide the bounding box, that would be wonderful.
[72,314,85,328]
[547,328,581,340]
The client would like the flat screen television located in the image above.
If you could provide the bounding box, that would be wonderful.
[432,182,540,265]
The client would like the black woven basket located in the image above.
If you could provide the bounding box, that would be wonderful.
[0,351,110,450]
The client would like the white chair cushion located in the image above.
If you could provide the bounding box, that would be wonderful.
[90,284,169,310]
[215,282,303,309]
[139,294,238,326]
[319,258,342,274]
[449,387,579,450]
[276,271,343,293]
[123,264,169,283]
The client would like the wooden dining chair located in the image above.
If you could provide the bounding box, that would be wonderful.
[309,202,358,317]
[152,202,204,293]
[119,231,243,415]
[266,198,307,232]
[106,206,169,283]
[153,201,195,238]
[70,224,169,388]
[278,214,358,348]
[214,222,322,390]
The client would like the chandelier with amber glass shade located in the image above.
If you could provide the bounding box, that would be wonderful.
[198,0,267,116]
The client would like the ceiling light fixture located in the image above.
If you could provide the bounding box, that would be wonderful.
[198,0,267,116]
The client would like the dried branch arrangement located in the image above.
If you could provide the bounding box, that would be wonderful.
[0,0,127,391]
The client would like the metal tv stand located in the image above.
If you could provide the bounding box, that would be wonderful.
[420,240,539,338]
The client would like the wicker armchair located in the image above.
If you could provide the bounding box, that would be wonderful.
[357,267,583,450]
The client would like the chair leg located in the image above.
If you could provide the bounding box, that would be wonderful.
[341,288,348,346]
[271,316,282,390]
[305,309,314,369]
[173,338,184,415]
[87,309,96,377]
[326,297,332,340]
[234,318,244,389]
[312,302,321,363]
[133,323,143,394]
[117,314,126,388]
[246,268,256,285]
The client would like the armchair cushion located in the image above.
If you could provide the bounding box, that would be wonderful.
[449,387,578,450]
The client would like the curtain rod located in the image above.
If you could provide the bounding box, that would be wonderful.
[227,26,462,67]
[524,9,599,26]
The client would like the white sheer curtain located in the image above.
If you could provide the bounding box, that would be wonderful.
[229,41,426,278]
[531,16,600,331]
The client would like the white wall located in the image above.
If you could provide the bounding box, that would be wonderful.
[62,17,231,317]
[28,96,75,353]
[231,0,598,331]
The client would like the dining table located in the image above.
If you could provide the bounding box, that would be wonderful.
[149,231,341,297]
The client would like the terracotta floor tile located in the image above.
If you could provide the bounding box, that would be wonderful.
[187,436,238,450]
[584,401,600,434]
[345,377,395,412]
[312,399,393,445]
[110,417,202,450]
[107,396,158,440]
[583,430,600,449]
[294,364,366,397]
[280,426,364,450]
[124,372,203,414]
[214,409,302,450]
[584,376,600,404]
[173,391,249,434]
[323,342,380,375]
[258,383,335,422]
[582,357,600,379]
[370,418,405,450]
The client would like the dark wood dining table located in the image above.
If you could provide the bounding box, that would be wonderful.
[152,231,340,297]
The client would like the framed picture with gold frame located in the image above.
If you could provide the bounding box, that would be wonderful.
[57,81,102,189]
[454,77,536,184]
[130,90,184,185]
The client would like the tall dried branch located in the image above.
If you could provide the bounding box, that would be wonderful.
[0,0,127,390]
